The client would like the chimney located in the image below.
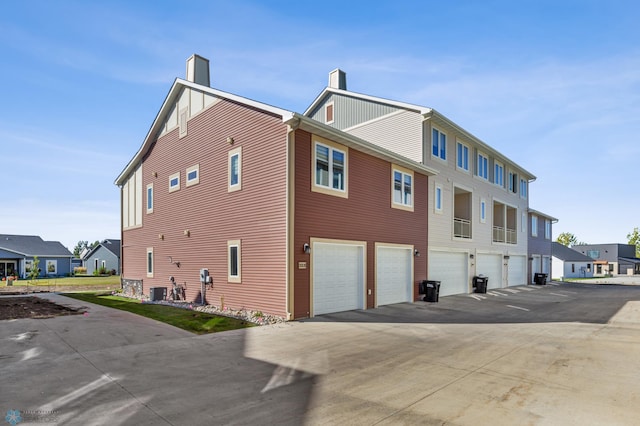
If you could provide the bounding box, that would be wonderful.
[186,54,210,87]
[328,68,347,90]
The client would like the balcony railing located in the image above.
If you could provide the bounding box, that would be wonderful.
[493,226,517,244]
[454,217,472,239]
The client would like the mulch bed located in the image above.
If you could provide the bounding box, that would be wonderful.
[0,297,85,320]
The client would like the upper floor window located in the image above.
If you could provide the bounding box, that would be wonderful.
[456,142,469,172]
[545,219,551,239]
[520,178,528,199]
[531,215,538,237]
[146,183,153,213]
[432,128,446,161]
[391,166,413,211]
[494,162,504,187]
[509,171,518,193]
[313,138,348,198]
[169,172,180,193]
[228,147,242,192]
[434,183,443,213]
[186,164,200,187]
[325,102,334,124]
[477,153,488,180]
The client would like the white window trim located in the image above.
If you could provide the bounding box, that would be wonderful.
[531,215,538,237]
[228,240,241,283]
[391,165,414,212]
[456,140,470,173]
[477,152,489,180]
[146,247,154,278]
[46,260,57,275]
[169,172,180,193]
[228,147,242,192]
[146,183,153,214]
[186,164,200,187]
[480,198,486,223]
[434,182,443,214]
[312,136,348,199]
[325,101,335,124]
[494,161,504,188]
[432,127,447,162]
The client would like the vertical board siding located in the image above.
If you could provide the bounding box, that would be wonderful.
[122,97,289,316]
[309,93,402,130]
[293,129,428,319]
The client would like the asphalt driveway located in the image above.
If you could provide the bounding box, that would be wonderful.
[2,283,640,425]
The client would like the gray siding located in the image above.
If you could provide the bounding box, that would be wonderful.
[308,93,402,130]
[85,246,120,275]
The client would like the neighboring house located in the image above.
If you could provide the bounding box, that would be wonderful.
[82,239,121,275]
[0,234,73,278]
[115,55,437,319]
[551,242,594,279]
[572,244,640,276]
[304,70,536,295]
[528,209,557,283]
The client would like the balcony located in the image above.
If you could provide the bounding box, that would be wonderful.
[493,226,517,244]
[454,217,472,239]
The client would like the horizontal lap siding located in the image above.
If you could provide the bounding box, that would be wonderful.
[122,96,288,316]
[293,130,428,319]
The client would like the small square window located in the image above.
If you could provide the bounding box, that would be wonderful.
[169,172,180,192]
[186,164,199,187]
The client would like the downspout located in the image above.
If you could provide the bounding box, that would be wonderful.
[285,116,301,321]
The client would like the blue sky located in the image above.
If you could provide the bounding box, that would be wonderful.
[1,0,638,251]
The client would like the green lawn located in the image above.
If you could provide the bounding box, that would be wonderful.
[63,292,254,334]
[3,275,121,287]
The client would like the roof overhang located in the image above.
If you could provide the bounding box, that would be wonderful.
[528,208,559,223]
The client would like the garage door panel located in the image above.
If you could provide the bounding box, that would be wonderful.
[377,246,412,306]
[477,254,502,289]
[313,242,364,316]
[429,251,468,297]
[508,255,526,286]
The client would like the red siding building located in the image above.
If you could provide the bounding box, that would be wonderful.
[115,55,436,319]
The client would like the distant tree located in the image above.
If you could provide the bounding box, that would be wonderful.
[91,240,100,249]
[28,256,40,283]
[627,227,640,258]
[556,232,578,247]
[73,240,89,258]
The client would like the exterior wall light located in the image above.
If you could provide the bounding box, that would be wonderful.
[303,243,310,254]
[469,254,474,259]
[414,249,420,257]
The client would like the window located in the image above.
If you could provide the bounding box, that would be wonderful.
[228,240,241,283]
[391,166,413,211]
[494,162,504,187]
[456,142,469,172]
[432,128,446,161]
[477,153,488,180]
[228,147,242,192]
[169,172,180,192]
[312,138,348,198]
[531,215,538,237]
[435,183,443,213]
[572,263,575,273]
[509,172,518,194]
[520,178,527,199]
[146,183,153,213]
[186,164,199,187]
[587,250,600,259]
[480,199,486,223]
[325,102,334,124]
[147,248,154,277]
[94,259,99,271]
[101,260,106,269]
[545,219,551,239]
[46,260,57,275]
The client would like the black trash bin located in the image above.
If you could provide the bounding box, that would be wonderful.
[473,276,488,293]
[422,280,441,302]
[534,273,547,285]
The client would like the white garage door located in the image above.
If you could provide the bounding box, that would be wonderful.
[476,253,503,289]
[542,256,550,275]
[376,246,413,306]
[429,250,468,296]
[508,255,526,286]
[313,242,365,316]
[531,255,541,284]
